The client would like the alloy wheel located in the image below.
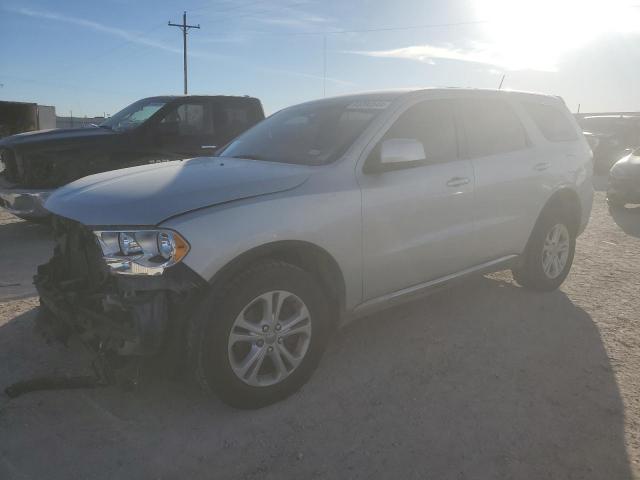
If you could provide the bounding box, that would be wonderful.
[541,223,570,279]
[227,290,312,387]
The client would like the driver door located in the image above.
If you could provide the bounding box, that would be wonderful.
[358,98,476,301]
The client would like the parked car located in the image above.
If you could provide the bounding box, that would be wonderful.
[607,148,640,207]
[578,114,640,174]
[36,89,593,408]
[0,95,264,220]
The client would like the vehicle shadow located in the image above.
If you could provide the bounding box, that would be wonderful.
[0,217,53,301]
[0,276,633,480]
[609,204,640,238]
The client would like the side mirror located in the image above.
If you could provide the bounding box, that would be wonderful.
[366,138,427,173]
[381,138,426,164]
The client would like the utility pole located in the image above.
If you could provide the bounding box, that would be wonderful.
[168,11,200,95]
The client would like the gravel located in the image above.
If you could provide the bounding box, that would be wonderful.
[0,186,638,480]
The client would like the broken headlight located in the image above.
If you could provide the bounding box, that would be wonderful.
[93,229,190,276]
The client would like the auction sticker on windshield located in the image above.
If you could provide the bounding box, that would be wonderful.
[346,100,392,110]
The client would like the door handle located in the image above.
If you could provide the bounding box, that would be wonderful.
[201,145,217,149]
[533,162,551,171]
[446,176,470,187]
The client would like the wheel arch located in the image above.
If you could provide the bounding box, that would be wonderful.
[539,187,582,236]
[207,240,347,320]
[522,186,582,256]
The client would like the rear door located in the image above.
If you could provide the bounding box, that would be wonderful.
[358,98,476,300]
[209,99,264,151]
[456,96,543,262]
[154,100,215,157]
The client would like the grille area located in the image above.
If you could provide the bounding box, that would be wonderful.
[46,216,110,290]
[0,148,20,183]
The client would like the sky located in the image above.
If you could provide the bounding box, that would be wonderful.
[2,0,640,117]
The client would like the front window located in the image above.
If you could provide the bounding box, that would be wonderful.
[381,99,458,164]
[101,98,168,132]
[217,98,390,165]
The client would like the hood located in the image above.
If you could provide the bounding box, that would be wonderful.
[0,127,116,149]
[45,157,311,226]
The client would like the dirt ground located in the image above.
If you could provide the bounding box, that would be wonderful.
[0,185,639,480]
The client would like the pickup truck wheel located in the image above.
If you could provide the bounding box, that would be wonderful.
[188,260,331,409]
[607,194,625,209]
[512,212,575,291]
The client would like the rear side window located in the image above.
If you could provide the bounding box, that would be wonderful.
[579,117,639,145]
[524,102,578,142]
[213,103,260,140]
[384,99,458,163]
[160,102,213,136]
[458,98,528,158]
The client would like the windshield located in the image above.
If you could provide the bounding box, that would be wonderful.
[217,98,390,165]
[101,98,168,132]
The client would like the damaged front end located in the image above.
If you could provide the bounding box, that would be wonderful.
[34,216,206,364]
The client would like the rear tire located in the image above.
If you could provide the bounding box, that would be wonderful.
[187,260,331,409]
[512,209,576,291]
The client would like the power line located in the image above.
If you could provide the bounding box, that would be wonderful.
[189,0,270,14]
[199,0,311,22]
[56,23,168,75]
[168,11,201,94]
[251,19,489,36]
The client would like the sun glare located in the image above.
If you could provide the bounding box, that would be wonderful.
[473,0,640,71]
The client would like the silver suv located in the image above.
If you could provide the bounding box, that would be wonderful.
[37,89,593,408]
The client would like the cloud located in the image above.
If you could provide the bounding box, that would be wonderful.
[238,1,333,31]
[254,65,354,86]
[349,1,640,73]
[348,42,558,72]
[6,7,182,55]
[5,5,352,87]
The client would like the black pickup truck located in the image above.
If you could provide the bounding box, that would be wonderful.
[0,95,265,219]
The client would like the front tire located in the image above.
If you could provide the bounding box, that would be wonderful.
[15,214,51,225]
[188,260,331,409]
[512,210,576,291]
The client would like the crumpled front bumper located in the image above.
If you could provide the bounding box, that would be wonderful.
[0,177,52,218]
[34,216,207,358]
[35,270,170,356]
